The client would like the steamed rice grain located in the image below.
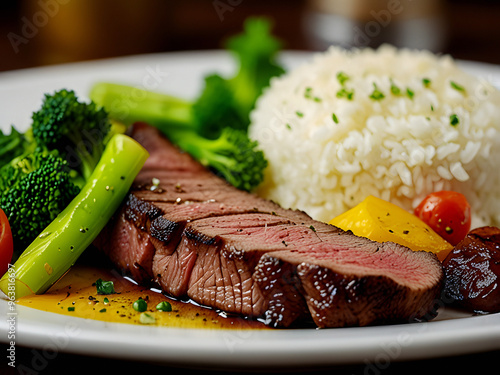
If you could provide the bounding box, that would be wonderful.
[249,45,500,227]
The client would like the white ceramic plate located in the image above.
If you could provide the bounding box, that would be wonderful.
[0,51,499,369]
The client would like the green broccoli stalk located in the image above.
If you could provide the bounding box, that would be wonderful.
[0,134,149,298]
[90,17,284,140]
[89,82,196,132]
[0,150,81,255]
[168,127,267,192]
[31,89,111,181]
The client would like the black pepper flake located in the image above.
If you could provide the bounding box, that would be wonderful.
[403,230,409,235]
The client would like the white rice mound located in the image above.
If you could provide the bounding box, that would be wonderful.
[249,45,500,227]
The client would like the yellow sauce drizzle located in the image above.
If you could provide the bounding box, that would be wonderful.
[17,265,268,330]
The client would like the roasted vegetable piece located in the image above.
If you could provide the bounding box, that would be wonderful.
[0,209,13,275]
[330,195,453,261]
[443,226,500,313]
[414,191,471,246]
[0,134,149,298]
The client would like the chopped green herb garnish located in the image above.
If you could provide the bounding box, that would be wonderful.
[285,123,291,130]
[450,81,465,92]
[390,81,401,96]
[103,297,109,304]
[296,111,304,118]
[95,278,115,295]
[309,225,317,232]
[133,298,148,312]
[99,308,107,313]
[139,312,156,324]
[68,307,75,312]
[336,71,350,85]
[431,105,434,111]
[156,301,173,312]
[422,78,431,88]
[332,113,339,124]
[369,84,385,101]
[450,114,459,126]
[406,88,414,99]
[304,87,322,102]
[336,88,354,100]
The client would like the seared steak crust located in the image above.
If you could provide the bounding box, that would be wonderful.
[96,123,444,328]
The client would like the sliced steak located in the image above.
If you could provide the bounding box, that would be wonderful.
[255,241,443,328]
[97,122,444,328]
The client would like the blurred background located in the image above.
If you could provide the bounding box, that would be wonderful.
[0,0,499,72]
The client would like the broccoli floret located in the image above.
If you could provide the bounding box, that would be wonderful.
[0,126,36,168]
[191,74,247,138]
[169,127,267,192]
[193,17,284,138]
[0,150,81,254]
[219,17,285,126]
[31,89,111,180]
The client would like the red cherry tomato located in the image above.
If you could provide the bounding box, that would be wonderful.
[0,208,14,275]
[414,191,471,246]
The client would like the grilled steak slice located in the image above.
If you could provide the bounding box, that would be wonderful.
[255,241,443,328]
[97,122,444,328]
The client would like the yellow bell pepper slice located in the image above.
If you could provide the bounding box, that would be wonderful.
[329,195,453,261]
